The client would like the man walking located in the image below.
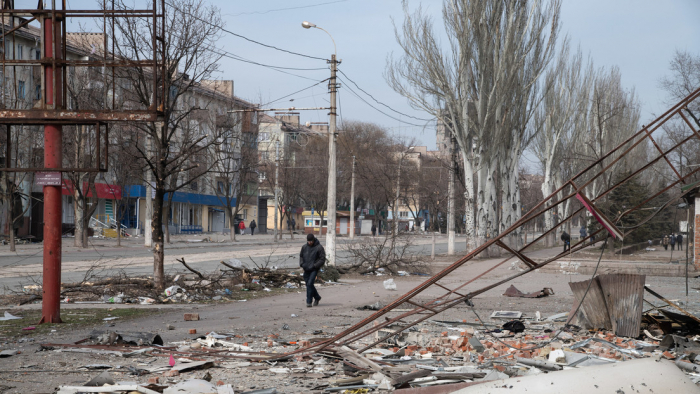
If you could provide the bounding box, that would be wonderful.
[561,231,571,253]
[249,220,257,236]
[678,233,684,250]
[663,235,669,250]
[299,234,325,307]
[371,223,377,236]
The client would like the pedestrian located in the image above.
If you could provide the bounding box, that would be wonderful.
[238,220,245,235]
[292,218,296,232]
[663,235,669,250]
[678,233,684,250]
[579,226,587,240]
[299,234,325,307]
[371,223,377,236]
[670,233,676,251]
[249,220,257,236]
[560,231,571,253]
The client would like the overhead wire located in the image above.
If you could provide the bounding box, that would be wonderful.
[164,0,327,61]
[337,69,433,122]
[337,75,427,127]
[261,79,330,107]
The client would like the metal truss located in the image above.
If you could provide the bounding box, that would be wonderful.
[263,86,700,359]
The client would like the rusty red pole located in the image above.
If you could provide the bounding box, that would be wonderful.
[40,14,63,324]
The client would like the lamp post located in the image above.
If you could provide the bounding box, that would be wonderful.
[302,21,339,266]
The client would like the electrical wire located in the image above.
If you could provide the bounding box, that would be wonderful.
[337,76,428,127]
[261,79,330,107]
[164,0,326,61]
[338,69,433,122]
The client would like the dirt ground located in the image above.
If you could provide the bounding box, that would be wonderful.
[1,249,699,393]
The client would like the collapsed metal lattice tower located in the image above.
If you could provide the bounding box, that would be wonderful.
[271,86,700,358]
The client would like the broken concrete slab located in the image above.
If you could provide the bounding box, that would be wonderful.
[452,358,700,393]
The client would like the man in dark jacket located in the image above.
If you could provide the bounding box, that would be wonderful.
[670,234,676,251]
[249,220,257,236]
[678,233,684,250]
[561,231,571,253]
[300,234,325,307]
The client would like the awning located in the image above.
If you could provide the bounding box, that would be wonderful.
[125,185,236,208]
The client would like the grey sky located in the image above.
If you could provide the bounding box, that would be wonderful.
[66,0,700,150]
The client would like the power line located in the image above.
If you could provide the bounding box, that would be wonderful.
[164,0,326,61]
[337,76,428,127]
[337,69,433,122]
[228,0,349,17]
[262,79,330,107]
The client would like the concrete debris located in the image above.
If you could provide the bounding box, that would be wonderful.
[48,286,700,394]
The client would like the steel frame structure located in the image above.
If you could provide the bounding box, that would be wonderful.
[257,86,700,359]
[0,0,163,323]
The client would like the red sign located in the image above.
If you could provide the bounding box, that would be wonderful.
[62,180,122,200]
[36,172,62,186]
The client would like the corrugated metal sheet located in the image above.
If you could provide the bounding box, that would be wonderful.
[598,274,645,338]
[568,274,644,337]
[569,278,612,330]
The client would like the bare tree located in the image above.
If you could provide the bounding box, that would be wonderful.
[387,0,561,252]
[112,0,225,289]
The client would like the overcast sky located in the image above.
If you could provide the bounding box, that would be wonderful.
[66,0,700,150]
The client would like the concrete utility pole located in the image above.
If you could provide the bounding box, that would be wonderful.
[145,134,153,247]
[274,140,280,242]
[394,158,402,236]
[447,135,456,255]
[41,15,63,324]
[349,155,356,239]
[302,21,339,266]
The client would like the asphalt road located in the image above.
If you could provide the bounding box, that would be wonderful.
[0,234,470,291]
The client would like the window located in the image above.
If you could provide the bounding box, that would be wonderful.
[243,209,247,220]
[217,181,225,194]
[16,44,22,59]
[169,86,177,99]
[35,49,40,60]
[35,85,40,100]
[258,132,270,142]
[258,171,266,182]
[260,151,269,161]
[17,80,25,99]
[190,181,198,191]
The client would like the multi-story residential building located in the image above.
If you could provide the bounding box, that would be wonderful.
[0,19,259,240]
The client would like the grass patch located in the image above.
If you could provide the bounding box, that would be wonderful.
[0,308,154,340]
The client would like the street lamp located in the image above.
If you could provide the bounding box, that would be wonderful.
[302,21,339,266]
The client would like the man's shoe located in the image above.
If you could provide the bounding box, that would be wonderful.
[313,297,321,307]
[306,303,312,307]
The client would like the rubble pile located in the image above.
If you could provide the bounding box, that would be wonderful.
[28,304,700,393]
[11,259,315,306]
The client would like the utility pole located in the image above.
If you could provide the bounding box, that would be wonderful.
[447,134,456,255]
[145,133,153,247]
[326,54,338,265]
[302,21,339,265]
[41,15,63,324]
[394,159,401,236]
[349,155,356,239]
[274,140,280,242]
